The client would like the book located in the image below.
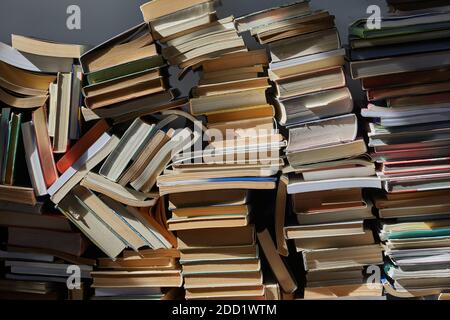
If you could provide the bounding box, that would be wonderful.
[269,28,340,63]
[0,185,36,205]
[274,67,346,99]
[32,107,58,187]
[0,41,74,73]
[8,227,88,257]
[56,119,110,174]
[269,48,346,80]
[236,1,312,32]
[257,229,297,293]
[3,112,22,185]
[11,35,88,58]
[350,49,450,79]
[0,87,48,108]
[287,175,382,194]
[21,122,47,196]
[100,118,155,182]
[48,133,120,204]
[57,193,127,259]
[140,0,212,22]
[52,72,72,153]
[0,211,72,232]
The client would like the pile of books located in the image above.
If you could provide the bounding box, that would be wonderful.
[0,200,93,300]
[190,49,279,141]
[237,1,385,299]
[91,248,183,300]
[141,0,245,74]
[349,7,450,298]
[236,0,351,129]
[0,35,95,300]
[79,23,187,123]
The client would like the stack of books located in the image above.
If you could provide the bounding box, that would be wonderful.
[91,248,183,300]
[161,187,291,300]
[236,1,385,299]
[349,8,450,298]
[236,0,352,129]
[0,36,96,300]
[190,49,279,141]
[79,23,187,123]
[0,36,87,194]
[0,200,94,300]
[140,0,245,74]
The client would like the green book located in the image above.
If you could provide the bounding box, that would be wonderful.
[388,227,450,240]
[0,108,11,176]
[3,112,22,185]
[86,56,165,85]
[349,19,450,39]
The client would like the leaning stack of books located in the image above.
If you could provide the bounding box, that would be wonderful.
[0,35,87,194]
[49,116,185,298]
[79,23,187,124]
[236,1,352,131]
[141,0,245,74]
[237,0,384,299]
[0,36,96,300]
[349,8,450,298]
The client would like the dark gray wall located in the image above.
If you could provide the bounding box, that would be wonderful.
[0,0,388,98]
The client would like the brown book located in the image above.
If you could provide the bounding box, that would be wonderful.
[172,205,249,218]
[257,228,297,293]
[0,185,36,205]
[258,15,336,44]
[184,271,263,289]
[8,227,88,257]
[186,285,265,300]
[177,225,255,249]
[97,256,177,270]
[140,0,211,22]
[0,211,72,232]
[183,259,261,275]
[168,215,249,231]
[294,229,375,250]
[361,67,450,89]
[81,26,156,73]
[85,77,166,110]
[91,270,183,288]
[207,104,274,124]
[275,175,289,257]
[168,189,248,209]
[192,77,270,97]
[201,49,269,72]
[200,65,265,85]
[180,245,258,262]
[304,283,383,300]
[292,188,363,213]
[367,80,450,101]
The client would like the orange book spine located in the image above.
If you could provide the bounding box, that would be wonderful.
[56,119,110,174]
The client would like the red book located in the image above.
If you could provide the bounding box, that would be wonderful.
[32,107,58,187]
[56,119,110,174]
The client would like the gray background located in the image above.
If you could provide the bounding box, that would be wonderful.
[0,0,389,98]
